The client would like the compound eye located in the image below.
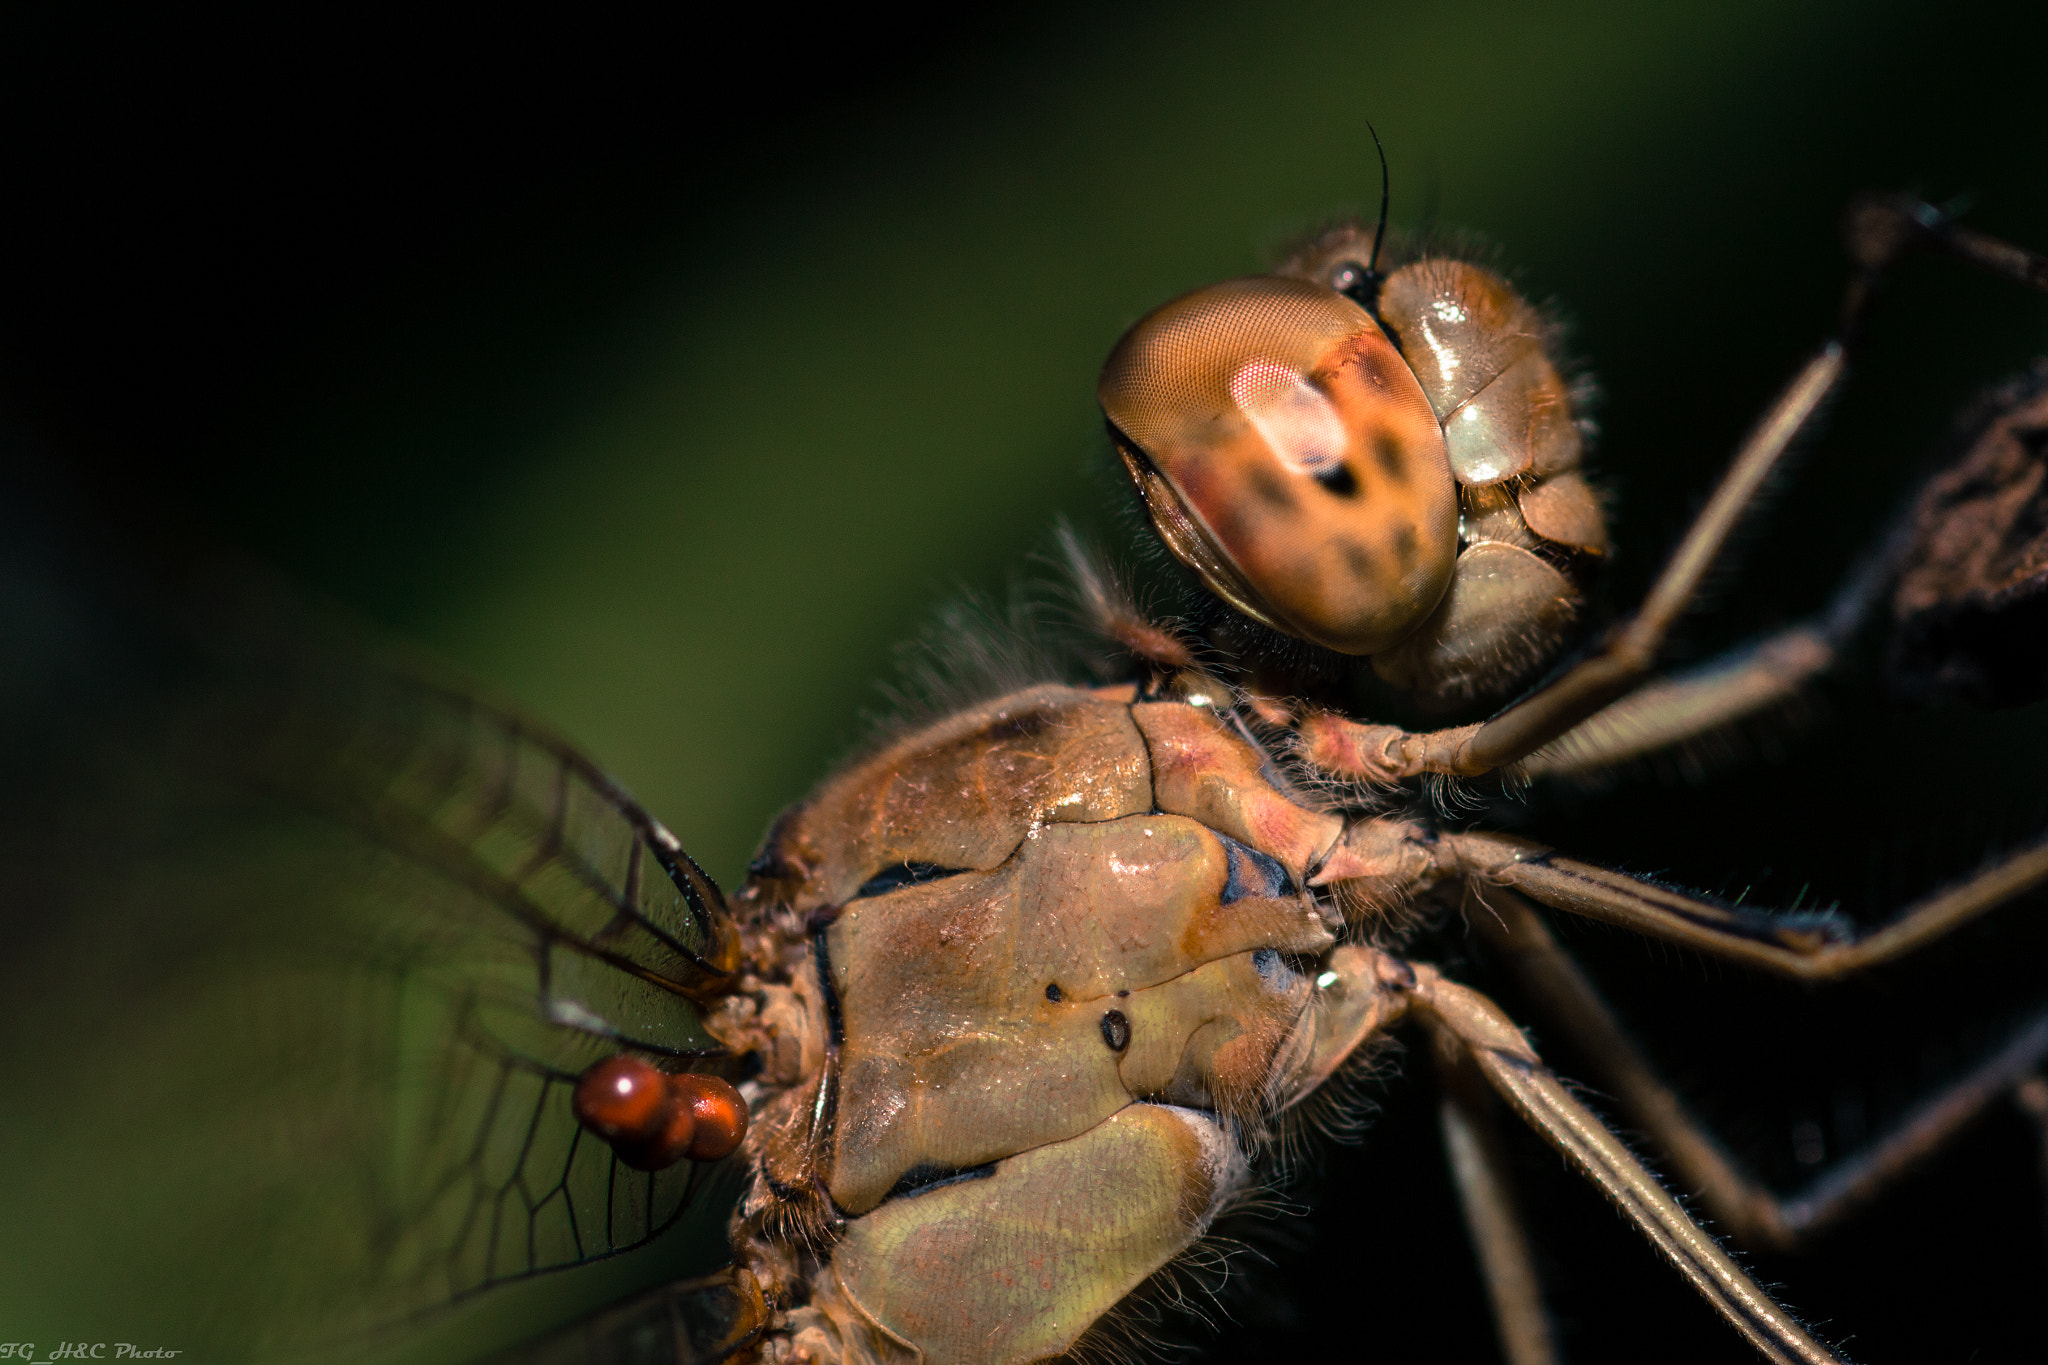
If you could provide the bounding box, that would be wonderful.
[1099,277,1458,655]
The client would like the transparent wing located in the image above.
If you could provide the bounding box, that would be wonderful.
[0,496,747,1363]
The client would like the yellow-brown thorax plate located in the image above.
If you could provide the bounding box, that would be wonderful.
[728,685,1390,1364]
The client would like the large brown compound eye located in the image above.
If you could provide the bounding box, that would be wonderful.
[1099,276,1458,655]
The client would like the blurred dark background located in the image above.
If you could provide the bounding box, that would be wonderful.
[6,2,2048,1362]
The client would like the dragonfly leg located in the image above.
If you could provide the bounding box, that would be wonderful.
[1396,959,1849,1365]
[1441,826,2048,981]
[1466,883,2048,1252]
[1431,1017,1561,1365]
[1296,616,1844,788]
[1514,624,1836,781]
[1516,518,1907,783]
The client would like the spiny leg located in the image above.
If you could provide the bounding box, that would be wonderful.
[1314,534,1859,783]
[1845,191,2048,298]
[1298,198,2048,786]
[1467,884,2048,1251]
[1514,623,1835,782]
[1520,507,1904,781]
[1533,333,2048,779]
[1437,826,2048,980]
[1431,1021,1561,1365]
[1384,956,1848,1365]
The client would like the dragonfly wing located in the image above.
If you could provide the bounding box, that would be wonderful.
[492,1268,769,1365]
[0,496,746,1363]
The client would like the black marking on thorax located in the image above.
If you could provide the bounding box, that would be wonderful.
[1100,1009,1132,1052]
[853,860,970,899]
[1219,833,1293,902]
[882,1160,999,1204]
[811,925,847,1049]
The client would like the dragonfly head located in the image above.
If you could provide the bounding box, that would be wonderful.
[1098,275,1458,656]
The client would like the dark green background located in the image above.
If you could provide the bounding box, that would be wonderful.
[7,2,2048,1361]
[12,0,2041,888]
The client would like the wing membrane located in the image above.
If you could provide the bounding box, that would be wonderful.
[0,527,746,1364]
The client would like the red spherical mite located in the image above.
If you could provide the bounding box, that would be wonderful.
[572,1055,669,1144]
[671,1073,749,1161]
[618,1090,698,1171]
[572,1056,751,1171]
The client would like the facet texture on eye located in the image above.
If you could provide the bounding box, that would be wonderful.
[1099,275,1459,656]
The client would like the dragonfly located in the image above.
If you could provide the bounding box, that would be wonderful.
[2,188,2047,1365]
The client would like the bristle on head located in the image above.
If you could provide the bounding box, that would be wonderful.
[1055,524,1201,672]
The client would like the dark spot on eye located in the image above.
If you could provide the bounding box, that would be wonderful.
[853,861,969,899]
[1220,834,1292,903]
[1314,462,1358,497]
[1393,523,1418,568]
[1247,464,1295,512]
[1101,1010,1132,1052]
[1116,989,1130,998]
[1045,982,1063,1003]
[885,1161,998,1202]
[1341,538,1376,581]
[1375,432,1408,481]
